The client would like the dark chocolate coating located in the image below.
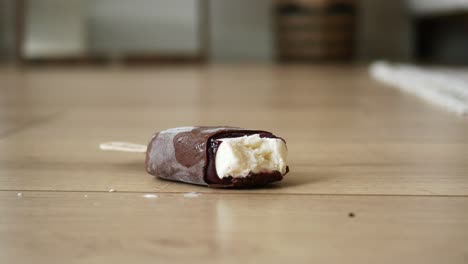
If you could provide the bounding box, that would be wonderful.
[145,126,289,188]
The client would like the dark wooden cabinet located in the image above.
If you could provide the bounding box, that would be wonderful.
[275,0,356,62]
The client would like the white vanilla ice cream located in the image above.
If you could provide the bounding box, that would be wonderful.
[215,134,288,178]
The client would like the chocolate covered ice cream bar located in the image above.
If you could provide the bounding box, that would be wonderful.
[145,127,289,188]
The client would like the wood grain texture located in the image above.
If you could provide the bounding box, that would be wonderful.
[0,65,467,195]
[0,65,468,263]
[1,192,468,264]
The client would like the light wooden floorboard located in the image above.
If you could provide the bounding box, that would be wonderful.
[0,65,467,263]
[1,192,468,264]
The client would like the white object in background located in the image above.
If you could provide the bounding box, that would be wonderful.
[370,61,468,116]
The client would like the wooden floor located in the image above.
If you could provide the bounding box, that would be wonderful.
[0,65,467,263]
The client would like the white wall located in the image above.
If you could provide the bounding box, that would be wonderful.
[22,0,200,58]
[209,0,274,62]
[19,0,414,62]
[88,0,199,56]
[23,0,87,58]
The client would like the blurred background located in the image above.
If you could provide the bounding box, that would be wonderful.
[0,0,467,65]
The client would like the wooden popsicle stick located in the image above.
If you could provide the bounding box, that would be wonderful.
[99,142,147,153]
